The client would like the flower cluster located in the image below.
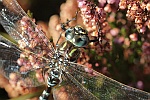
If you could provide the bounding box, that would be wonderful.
[77,0,110,53]
[98,0,120,12]
[119,0,150,33]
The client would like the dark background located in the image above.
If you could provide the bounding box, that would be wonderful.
[26,0,66,21]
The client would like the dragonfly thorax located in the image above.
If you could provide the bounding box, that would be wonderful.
[50,54,65,68]
[57,41,80,62]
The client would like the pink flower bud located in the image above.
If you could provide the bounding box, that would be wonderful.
[129,33,138,41]
[17,58,24,66]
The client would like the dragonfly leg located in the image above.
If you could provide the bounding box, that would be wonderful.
[61,10,79,31]
[55,10,79,46]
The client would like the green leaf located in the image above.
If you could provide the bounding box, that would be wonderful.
[0,32,18,45]
[27,10,33,18]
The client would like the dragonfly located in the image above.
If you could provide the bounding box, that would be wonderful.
[0,0,150,100]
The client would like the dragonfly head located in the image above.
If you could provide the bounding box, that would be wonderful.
[65,25,89,47]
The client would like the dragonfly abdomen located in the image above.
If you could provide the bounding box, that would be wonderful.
[39,68,60,100]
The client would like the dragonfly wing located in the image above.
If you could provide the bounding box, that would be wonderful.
[0,0,55,58]
[64,62,150,100]
[52,71,99,100]
[0,0,55,83]
[0,41,45,87]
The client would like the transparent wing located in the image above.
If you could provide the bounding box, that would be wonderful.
[52,71,98,100]
[0,40,45,87]
[58,62,150,100]
[0,0,55,59]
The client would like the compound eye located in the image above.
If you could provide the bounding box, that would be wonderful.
[65,28,74,40]
[73,35,89,47]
